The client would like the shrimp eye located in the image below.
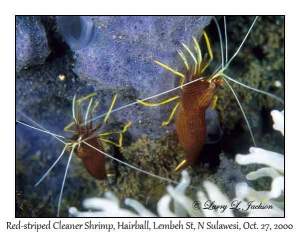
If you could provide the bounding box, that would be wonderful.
[210,81,216,89]
[211,78,223,88]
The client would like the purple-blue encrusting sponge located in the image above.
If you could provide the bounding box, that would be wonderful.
[57,16,213,139]
[16,16,50,72]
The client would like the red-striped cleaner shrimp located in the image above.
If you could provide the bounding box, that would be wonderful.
[16,16,284,217]
[136,16,284,172]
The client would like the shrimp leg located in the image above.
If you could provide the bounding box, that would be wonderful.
[137,95,180,126]
[201,31,213,72]
[162,102,181,126]
[137,95,180,107]
[98,121,132,147]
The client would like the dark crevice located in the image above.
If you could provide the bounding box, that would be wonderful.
[252,46,266,61]
[40,16,71,62]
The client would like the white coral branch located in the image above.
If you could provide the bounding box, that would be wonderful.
[234,109,284,217]
[236,147,284,174]
[271,110,284,135]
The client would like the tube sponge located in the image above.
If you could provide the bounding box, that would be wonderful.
[57,16,96,51]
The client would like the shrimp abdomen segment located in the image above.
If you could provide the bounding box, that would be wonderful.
[175,105,206,171]
[175,78,220,172]
[75,137,106,180]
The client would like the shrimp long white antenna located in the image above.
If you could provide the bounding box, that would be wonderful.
[213,16,284,104]
[224,16,228,63]
[213,16,258,73]
[213,17,224,68]
[34,144,69,187]
[72,94,77,124]
[223,78,257,147]
[84,97,94,125]
[222,73,284,104]
[16,120,65,141]
[17,109,66,144]
[224,16,258,70]
[213,16,258,147]
[211,16,284,104]
[57,144,75,217]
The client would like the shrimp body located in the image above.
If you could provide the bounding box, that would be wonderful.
[175,77,222,171]
[63,93,108,180]
[65,93,131,181]
[138,31,224,171]
[71,135,107,180]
